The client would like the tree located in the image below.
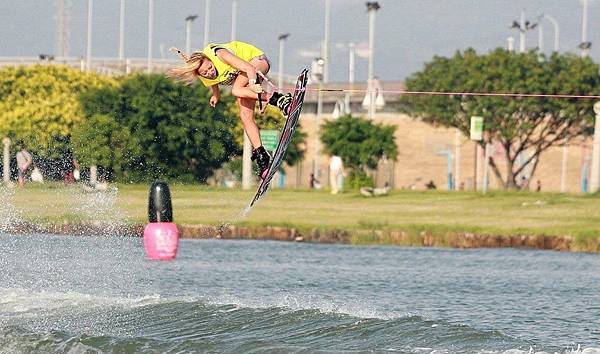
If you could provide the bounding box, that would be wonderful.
[320,115,397,187]
[71,114,142,180]
[400,49,600,189]
[79,74,241,182]
[0,65,116,156]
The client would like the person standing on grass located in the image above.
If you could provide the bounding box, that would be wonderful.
[15,143,32,188]
[329,155,345,194]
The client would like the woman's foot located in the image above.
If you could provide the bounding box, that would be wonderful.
[251,146,271,179]
[268,92,293,115]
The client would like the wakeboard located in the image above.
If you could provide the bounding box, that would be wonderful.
[250,69,309,206]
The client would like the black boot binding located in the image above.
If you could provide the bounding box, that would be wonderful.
[251,146,271,178]
[268,92,293,115]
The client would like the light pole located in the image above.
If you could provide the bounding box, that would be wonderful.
[185,15,198,55]
[537,14,544,51]
[366,2,380,119]
[540,14,559,52]
[345,42,355,115]
[56,0,70,58]
[119,0,125,60]
[86,0,93,71]
[589,102,600,192]
[237,0,251,190]
[147,0,154,73]
[277,33,289,89]
[510,9,537,53]
[312,57,325,180]
[203,0,211,48]
[323,0,331,83]
[231,0,238,41]
[580,0,591,57]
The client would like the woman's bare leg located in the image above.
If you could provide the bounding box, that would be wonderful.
[238,97,262,148]
[232,58,271,148]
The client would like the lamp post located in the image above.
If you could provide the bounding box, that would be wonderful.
[537,14,560,52]
[323,0,331,83]
[203,0,211,48]
[345,42,355,115]
[185,15,198,55]
[147,0,154,73]
[231,0,237,41]
[86,0,93,71]
[580,0,591,57]
[510,10,537,53]
[2,138,9,185]
[589,102,600,192]
[366,2,380,119]
[119,0,125,60]
[312,57,325,179]
[277,33,289,89]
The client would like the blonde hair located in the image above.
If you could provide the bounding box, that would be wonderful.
[166,47,209,85]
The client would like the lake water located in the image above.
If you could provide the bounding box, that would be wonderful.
[0,233,599,353]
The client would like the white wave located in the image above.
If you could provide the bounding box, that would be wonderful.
[0,287,194,317]
[202,291,392,320]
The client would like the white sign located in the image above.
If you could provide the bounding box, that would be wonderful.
[470,116,484,141]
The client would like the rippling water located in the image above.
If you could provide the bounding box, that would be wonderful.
[0,233,599,353]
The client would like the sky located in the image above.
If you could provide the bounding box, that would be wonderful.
[0,0,599,82]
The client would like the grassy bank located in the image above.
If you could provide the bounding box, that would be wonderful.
[3,183,600,249]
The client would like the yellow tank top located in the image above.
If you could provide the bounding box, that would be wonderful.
[198,41,264,87]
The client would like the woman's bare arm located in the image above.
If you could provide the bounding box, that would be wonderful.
[216,50,257,80]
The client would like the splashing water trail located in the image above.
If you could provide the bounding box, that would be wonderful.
[0,186,23,232]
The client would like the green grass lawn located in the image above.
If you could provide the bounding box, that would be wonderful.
[3,182,600,242]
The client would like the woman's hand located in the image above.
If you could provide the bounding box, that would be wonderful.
[209,95,219,107]
[248,83,264,94]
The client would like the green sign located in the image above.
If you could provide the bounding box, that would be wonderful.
[470,116,484,141]
[260,129,279,151]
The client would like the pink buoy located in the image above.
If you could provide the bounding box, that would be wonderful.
[143,181,179,260]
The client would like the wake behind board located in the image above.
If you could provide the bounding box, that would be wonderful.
[250,69,309,206]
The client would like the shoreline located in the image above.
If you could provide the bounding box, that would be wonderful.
[3,222,600,253]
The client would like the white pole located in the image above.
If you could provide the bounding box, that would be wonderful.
[538,19,544,52]
[90,165,97,186]
[519,9,526,53]
[507,37,515,52]
[231,0,237,41]
[236,1,250,190]
[323,0,331,83]
[560,144,568,192]
[185,18,193,55]
[2,138,10,185]
[544,14,559,52]
[482,142,491,194]
[366,2,379,119]
[86,0,93,71]
[315,84,323,179]
[314,58,324,179]
[203,0,210,48]
[119,0,125,60]
[344,42,355,114]
[590,102,600,192]
[147,0,154,73]
[277,34,288,89]
[455,129,461,191]
[582,0,589,57]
